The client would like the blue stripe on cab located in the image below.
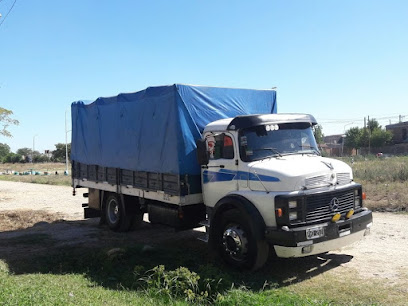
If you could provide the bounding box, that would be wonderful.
[203,169,279,184]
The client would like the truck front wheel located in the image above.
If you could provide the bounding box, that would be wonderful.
[105,194,132,232]
[216,209,269,270]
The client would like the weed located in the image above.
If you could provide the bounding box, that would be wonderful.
[138,265,219,304]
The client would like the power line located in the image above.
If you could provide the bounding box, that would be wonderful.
[318,114,408,125]
[0,0,17,28]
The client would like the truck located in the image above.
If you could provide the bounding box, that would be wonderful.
[71,84,373,270]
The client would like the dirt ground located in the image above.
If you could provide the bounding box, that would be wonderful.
[0,180,407,285]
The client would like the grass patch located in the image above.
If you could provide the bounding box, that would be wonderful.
[334,156,408,212]
[0,162,67,173]
[338,155,408,182]
[291,268,408,305]
[1,243,407,305]
[0,162,71,186]
[0,210,63,231]
[362,180,408,212]
[3,233,55,247]
[0,174,71,186]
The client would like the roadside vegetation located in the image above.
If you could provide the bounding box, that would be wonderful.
[0,162,71,186]
[337,155,408,212]
[1,157,407,304]
[0,211,406,305]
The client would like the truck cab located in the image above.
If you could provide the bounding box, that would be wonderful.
[197,113,373,270]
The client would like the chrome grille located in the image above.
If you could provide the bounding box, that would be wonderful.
[337,173,351,185]
[305,190,355,223]
[305,174,332,189]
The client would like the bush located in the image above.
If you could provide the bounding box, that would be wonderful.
[138,265,223,304]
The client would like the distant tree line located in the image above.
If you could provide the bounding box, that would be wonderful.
[344,119,392,151]
[0,143,71,163]
[1,106,71,164]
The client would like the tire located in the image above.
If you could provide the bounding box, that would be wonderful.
[104,194,132,232]
[215,209,269,271]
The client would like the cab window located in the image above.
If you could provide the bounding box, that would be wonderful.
[208,134,234,160]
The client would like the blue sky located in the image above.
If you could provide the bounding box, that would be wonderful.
[0,0,407,153]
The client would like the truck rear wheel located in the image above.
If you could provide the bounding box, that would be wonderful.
[216,209,269,271]
[105,194,132,232]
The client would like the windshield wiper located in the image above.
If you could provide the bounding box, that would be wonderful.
[299,145,321,156]
[253,147,282,158]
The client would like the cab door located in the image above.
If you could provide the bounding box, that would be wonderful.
[202,133,238,207]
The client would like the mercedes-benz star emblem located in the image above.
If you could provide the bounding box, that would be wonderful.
[330,197,340,212]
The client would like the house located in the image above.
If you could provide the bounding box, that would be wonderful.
[386,121,408,144]
[321,134,355,156]
[322,134,344,156]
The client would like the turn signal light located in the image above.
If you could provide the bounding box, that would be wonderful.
[362,192,367,200]
[331,213,341,222]
[346,209,354,219]
[276,208,283,218]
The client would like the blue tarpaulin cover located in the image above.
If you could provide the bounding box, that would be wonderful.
[71,84,277,175]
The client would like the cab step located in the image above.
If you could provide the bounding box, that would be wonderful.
[197,219,209,243]
[199,220,210,227]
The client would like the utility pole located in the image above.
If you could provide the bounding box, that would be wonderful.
[368,116,371,155]
[65,108,71,175]
[32,134,38,163]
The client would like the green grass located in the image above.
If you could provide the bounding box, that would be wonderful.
[2,233,55,246]
[0,245,318,305]
[334,156,408,212]
[0,162,71,186]
[1,240,406,305]
[340,155,408,183]
[0,173,71,186]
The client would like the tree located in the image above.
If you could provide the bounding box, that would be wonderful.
[15,147,41,163]
[367,118,381,133]
[0,107,19,137]
[33,154,50,163]
[344,127,361,150]
[0,143,11,162]
[370,128,393,147]
[52,143,71,162]
[345,122,393,152]
[359,128,370,148]
[16,147,33,157]
[4,153,22,163]
[313,124,324,144]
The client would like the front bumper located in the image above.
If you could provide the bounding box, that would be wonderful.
[265,209,373,258]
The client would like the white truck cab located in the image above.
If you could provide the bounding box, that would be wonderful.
[196,113,373,270]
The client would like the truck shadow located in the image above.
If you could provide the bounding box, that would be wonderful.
[0,217,353,291]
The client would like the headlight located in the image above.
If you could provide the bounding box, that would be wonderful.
[289,211,298,221]
[288,200,297,209]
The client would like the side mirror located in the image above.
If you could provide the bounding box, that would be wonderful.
[196,139,209,166]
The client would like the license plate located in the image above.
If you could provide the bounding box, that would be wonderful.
[306,226,325,240]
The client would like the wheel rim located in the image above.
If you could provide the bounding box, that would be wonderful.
[222,224,248,261]
[107,198,120,225]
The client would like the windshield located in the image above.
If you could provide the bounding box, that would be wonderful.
[239,122,319,162]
